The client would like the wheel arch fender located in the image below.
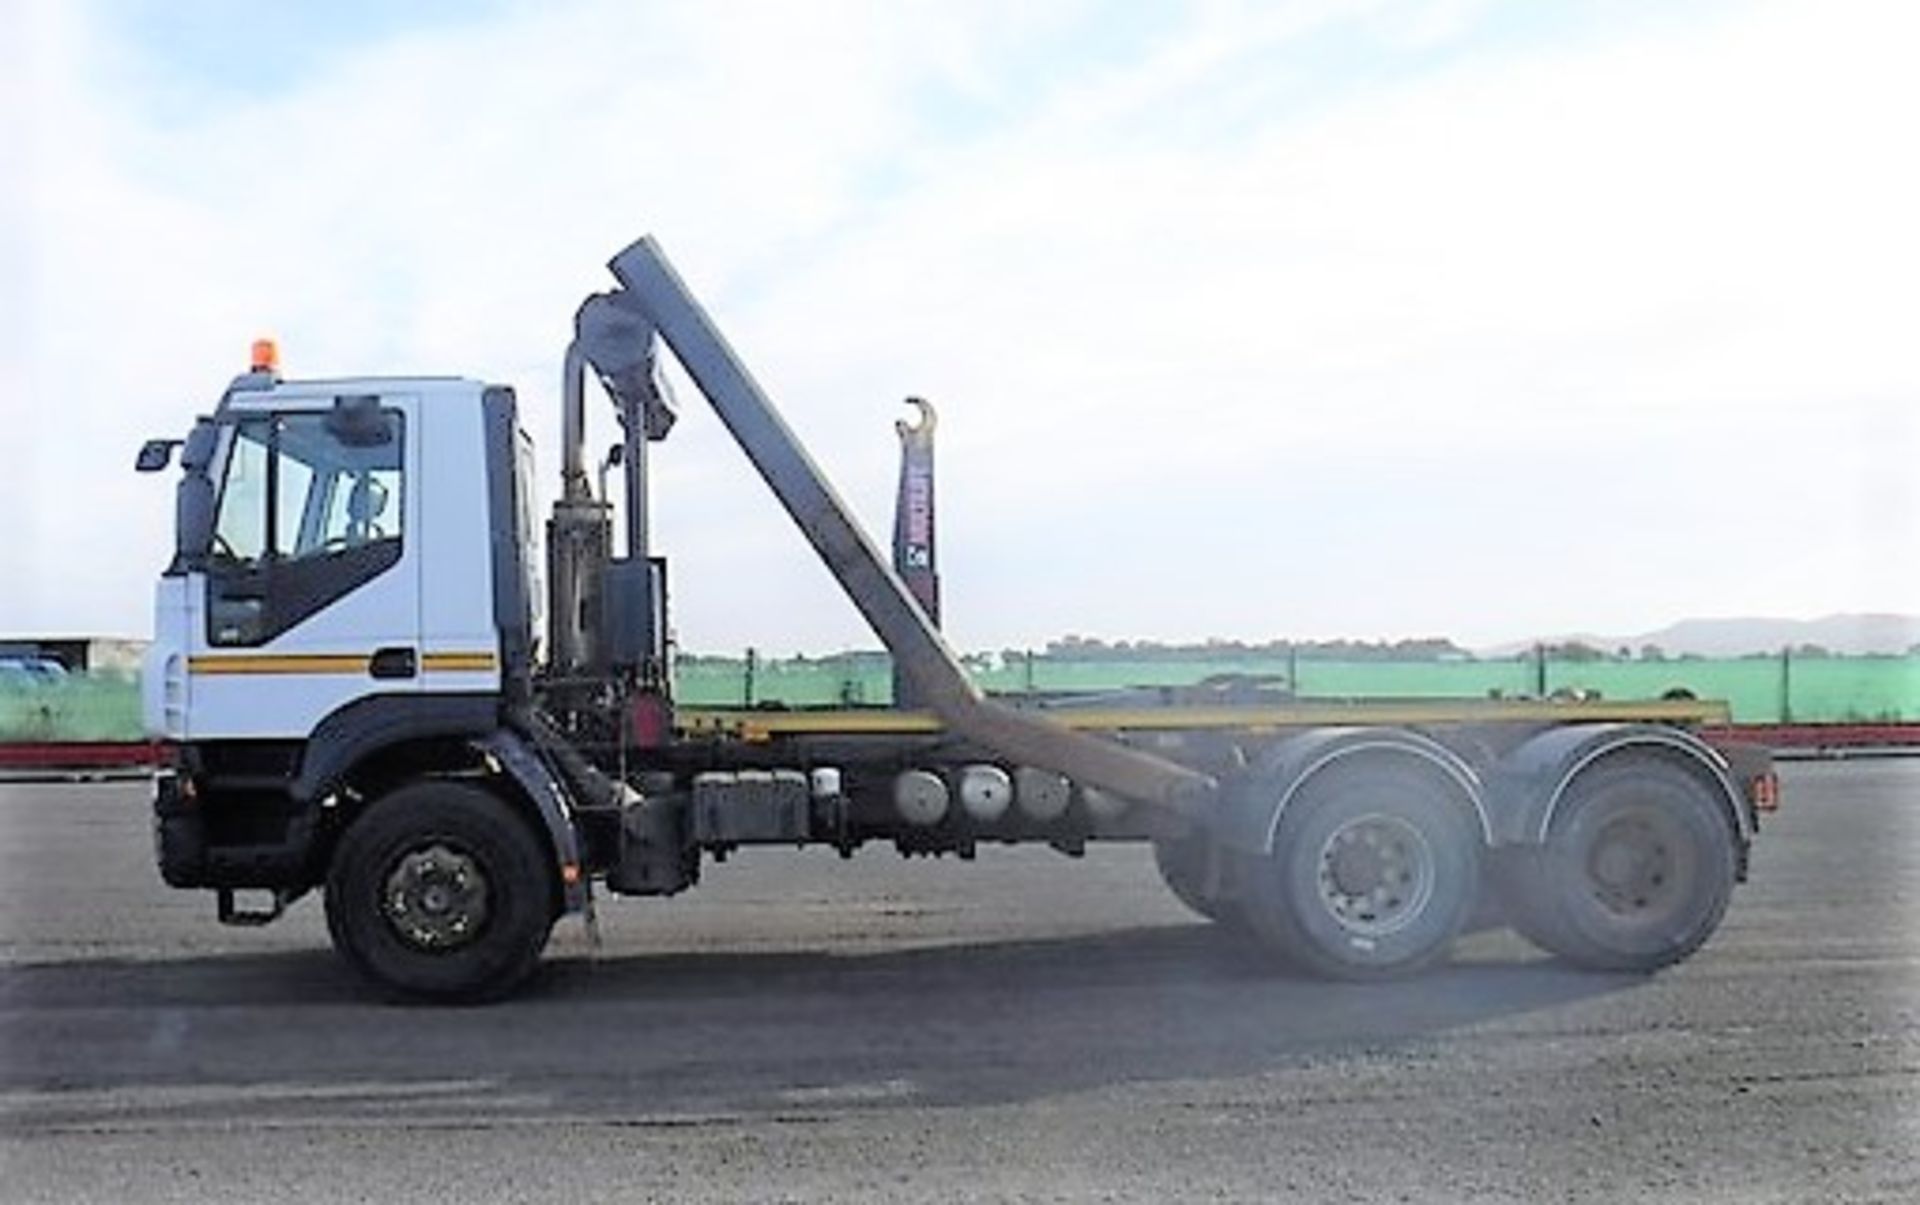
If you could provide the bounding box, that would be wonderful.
[1486,723,1753,848]
[292,694,500,803]
[470,729,589,915]
[1219,726,1492,856]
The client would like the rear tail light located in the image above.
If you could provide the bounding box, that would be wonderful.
[1749,772,1781,813]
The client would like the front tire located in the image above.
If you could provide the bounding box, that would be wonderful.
[325,781,556,1003]
[1240,767,1481,980]
[1501,758,1736,972]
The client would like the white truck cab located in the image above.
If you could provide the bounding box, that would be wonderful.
[143,357,538,748]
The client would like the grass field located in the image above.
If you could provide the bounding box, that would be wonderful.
[4,654,1914,743]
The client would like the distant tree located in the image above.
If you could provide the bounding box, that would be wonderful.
[1639,644,1665,662]
[1792,643,1832,659]
[1390,637,1469,661]
[1543,641,1607,663]
[1026,634,1468,663]
[1047,634,1110,660]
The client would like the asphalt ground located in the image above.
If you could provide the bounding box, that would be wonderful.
[0,761,1913,1203]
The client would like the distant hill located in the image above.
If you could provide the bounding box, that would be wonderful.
[1482,613,1920,659]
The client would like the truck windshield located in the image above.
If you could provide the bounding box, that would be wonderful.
[212,422,271,561]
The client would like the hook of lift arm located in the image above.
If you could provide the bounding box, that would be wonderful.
[896,396,937,441]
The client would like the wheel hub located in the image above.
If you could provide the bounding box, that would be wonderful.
[1587,814,1674,915]
[383,844,490,951]
[1329,839,1389,896]
[1316,814,1435,937]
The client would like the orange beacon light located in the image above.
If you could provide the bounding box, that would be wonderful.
[250,337,281,375]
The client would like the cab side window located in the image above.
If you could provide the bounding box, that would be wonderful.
[206,405,405,646]
[275,413,404,559]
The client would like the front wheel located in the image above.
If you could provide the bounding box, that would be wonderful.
[1501,758,1737,972]
[1240,767,1481,980]
[325,781,556,1003]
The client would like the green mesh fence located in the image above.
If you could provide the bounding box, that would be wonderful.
[676,652,1920,724]
[3,655,1915,743]
[0,674,145,742]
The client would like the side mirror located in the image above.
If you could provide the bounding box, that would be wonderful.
[135,439,181,473]
[169,419,221,574]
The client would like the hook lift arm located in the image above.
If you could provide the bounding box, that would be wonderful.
[586,236,1217,818]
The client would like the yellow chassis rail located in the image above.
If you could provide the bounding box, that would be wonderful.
[679,697,1732,742]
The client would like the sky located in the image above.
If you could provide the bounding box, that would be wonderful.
[4,0,1916,655]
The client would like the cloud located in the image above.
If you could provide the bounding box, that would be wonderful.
[6,0,1916,652]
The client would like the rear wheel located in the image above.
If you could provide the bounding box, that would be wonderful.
[1241,767,1481,979]
[1152,834,1243,927]
[325,781,556,1003]
[1502,758,1736,972]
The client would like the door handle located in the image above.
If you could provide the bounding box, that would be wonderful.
[368,647,418,679]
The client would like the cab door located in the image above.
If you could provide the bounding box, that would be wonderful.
[185,397,421,739]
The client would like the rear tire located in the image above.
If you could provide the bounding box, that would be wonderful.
[1240,767,1481,980]
[325,781,556,1003]
[1152,834,1244,927]
[1501,758,1736,972]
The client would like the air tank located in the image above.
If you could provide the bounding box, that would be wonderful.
[893,770,950,826]
[957,765,1013,822]
[1015,767,1072,822]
